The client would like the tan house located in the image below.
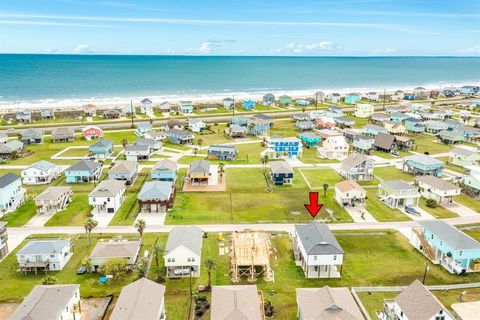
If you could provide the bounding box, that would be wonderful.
[34,186,73,214]
[211,285,263,320]
[383,120,406,135]
[89,239,141,271]
[334,180,366,207]
[187,160,211,185]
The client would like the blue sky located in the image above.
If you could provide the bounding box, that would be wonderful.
[0,0,479,56]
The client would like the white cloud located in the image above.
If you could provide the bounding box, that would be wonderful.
[74,44,92,53]
[285,41,334,53]
[199,42,213,54]
[458,45,480,55]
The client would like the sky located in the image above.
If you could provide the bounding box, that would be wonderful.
[0,0,479,56]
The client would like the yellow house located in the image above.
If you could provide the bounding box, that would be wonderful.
[383,121,406,135]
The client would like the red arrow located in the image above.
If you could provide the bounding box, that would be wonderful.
[304,192,323,218]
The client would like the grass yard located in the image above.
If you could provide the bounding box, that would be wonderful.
[344,115,369,129]
[365,189,411,222]
[269,119,299,137]
[407,134,453,155]
[418,198,458,219]
[0,201,37,227]
[298,167,342,188]
[374,166,415,182]
[437,157,466,174]
[455,194,480,212]
[300,147,341,164]
[60,147,89,157]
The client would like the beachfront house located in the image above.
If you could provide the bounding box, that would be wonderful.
[295,120,314,131]
[335,180,367,207]
[164,226,203,278]
[293,222,344,278]
[89,139,113,159]
[296,99,310,107]
[340,153,374,181]
[64,160,102,183]
[207,145,238,161]
[279,95,292,106]
[460,85,479,96]
[351,135,375,154]
[354,103,375,118]
[34,186,73,214]
[111,278,166,320]
[166,128,194,145]
[82,125,103,141]
[438,130,464,145]
[102,109,121,119]
[373,133,398,154]
[318,135,349,160]
[88,179,126,214]
[367,91,380,101]
[461,165,480,198]
[187,118,206,133]
[20,129,43,145]
[379,280,453,320]
[344,92,362,104]
[269,160,293,186]
[314,91,325,103]
[404,117,426,134]
[263,93,276,106]
[0,173,25,212]
[83,104,97,117]
[52,127,76,142]
[140,98,153,114]
[135,122,152,137]
[16,110,32,123]
[89,239,141,271]
[151,159,178,182]
[392,90,405,101]
[108,161,138,185]
[424,120,448,134]
[243,99,256,111]
[211,285,263,320]
[316,116,336,129]
[328,93,341,103]
[0,222,8,259]
[296,286,364,320]
[449,147,480,167]
[411,220,480,274]
[248,119,270,136]
[16,239,73,273]
[377,180,420,209]
[222,97,234,109]
[122,104,135,117]
[125,144,151,161]
[21,160,60,185]
[299,132,321,148]
[415,175,460,204]
[179,101,194,114]
[263,137,303,159]
[138,181,176,213]
[362,124,387,136]
[403,93,416,100]
[10,284,81,320]
[403,154,444,177]
[40,108,55,119]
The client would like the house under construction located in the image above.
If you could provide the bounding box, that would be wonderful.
[230,230,273,283]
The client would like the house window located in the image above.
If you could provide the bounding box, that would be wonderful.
[400,311,403,317]
[333,255,337,261]
[313,256,317,261]
[50,255,55,258]
[459,251,463,256]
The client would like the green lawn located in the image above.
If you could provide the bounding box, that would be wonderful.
[374,166,415,182]
[300,147,341,164]
[298,167,343,188]
[455,194,480,212]
[365,189,411,222]
[437,157,465,174]
[418,198,458,219]
[0,200,37,227]
[407,134,453,155]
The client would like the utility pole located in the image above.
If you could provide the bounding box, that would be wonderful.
[187,266,194,319]
[130,99,134,128]
[382,88,387,111]
[422,261,429,284]
[232,95,235,118]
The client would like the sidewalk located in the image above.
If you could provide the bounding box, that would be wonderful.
[344,206,376,223]
[443,201,478,217]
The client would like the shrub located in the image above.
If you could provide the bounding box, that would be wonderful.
[42,275,58,285]
[426,198,438,208]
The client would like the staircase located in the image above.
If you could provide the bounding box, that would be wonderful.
[412,227,436,261]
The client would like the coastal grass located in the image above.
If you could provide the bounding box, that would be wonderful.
[298,167,343,188]
[418,198,459,219]
[455,195,480,212]
[374,166,415,182]
[364,189,411,222]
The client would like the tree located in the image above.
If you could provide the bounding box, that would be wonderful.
[261,154,269,169]
[121,138,128,147]
[203,258,217,289]
[197,138,203,148]
[193,148,199,156]
[81,257,93,272]
[322,183,329,197]
[101,258,128,279]
[302,107,306,113]
[83,218,98,245]
[42,275,58,285]
[135,219,146,238]
[426,198,438,208]
[218,163,225,182]
[10,150,19,160]
[152,244,165,282]
[135,257,149,279]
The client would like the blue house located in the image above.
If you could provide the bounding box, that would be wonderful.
[207,145,238,161]
[248,119,270,136]
[403,154,444,177]
[413,220,480,274]
[404,118,426,133]
[295,99,310,106]
[89,139,113,159]
[179,101,194,114]
[460,85,479,96]
[166,129,194,145]
[243,100,256,111]
[263,93,275,106]
[361,124,387,136]
[264,137,302,159]
[390,112,410,123]
[444,119,464,131]
[230,116,249,127]
[344,93,362,105]
[299,132,321,148]
[65,160,102,183]
[151,159,178,182]
[269,161,293,185]
[0,173,25,212]
[135,122,153,137]
[403,93,416,100]
[326,106,343,117]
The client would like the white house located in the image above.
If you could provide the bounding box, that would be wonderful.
[187,118,206,133]
[293,222,344,278]
[354,103,375,118]
[317,136,349,160]
[125,144,151,161]
[415,175,461,204]
[0,173,26,212]
[140,98,153,115]
[10,284,81,320]
[21,160,60,185]
[334,180,366,207]
[328,93,341,103]
[378,180,420,209]
[164,226,203,278]
[367,92,380,101]
[89,239,142,271]
[16,239,73,272]
[88,179,126,214]
[379,280,454,320]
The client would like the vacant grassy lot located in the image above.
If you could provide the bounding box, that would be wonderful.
[407,134,453,155]
[374,166,415,182]
[300,147,341,164]
[418,198,458,219]
[299,167,343,188]
[455,194,480,212]
[0,201,37,227]
[365,189,411,222]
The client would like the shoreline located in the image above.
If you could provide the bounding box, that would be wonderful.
[0,81,478,112]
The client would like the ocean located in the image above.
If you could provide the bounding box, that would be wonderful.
[0,54,479,108]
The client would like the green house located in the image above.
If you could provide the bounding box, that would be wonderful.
[279,95,292,106]
[438,130,464,145]
[299,132,321,148]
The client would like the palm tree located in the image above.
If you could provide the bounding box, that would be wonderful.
[262,154,269,169]
[81,257,93,272]
[83,218,98,245]
[322,183,329,197]
[302,107,306,114]
[203,258,217,289]
[197,138,203,148]
[135,219,146,238]
[193,148,199,156]
[218,163,225,182]
[152,244,164,282]
[121,138,128,147]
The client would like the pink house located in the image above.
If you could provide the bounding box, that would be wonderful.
[82,126,103,141]
[316,116,336,129]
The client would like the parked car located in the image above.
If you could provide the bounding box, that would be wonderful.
[405,206,421,216]
[77,266,87,274]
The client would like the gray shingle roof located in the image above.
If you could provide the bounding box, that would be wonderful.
[404,154,444,166]
[165,226,203,256]
[89,179,126,197]
[152,159,177,173]
[230,124,248,133]
[207,145,238,153]
[450,147,475,156]
[382,180,417,191]
[419,220,480,250]
[415,176,459,191]
[109,161,138,174]
[295,222,344,255]
[341,153,370,170]
[89,240,141,259]
[125,144,150,152]
[211,285,262,320]
[90,139,113,148]
[21,128,42,138]
[166,128,194,138]
[189,160,210,174]
[269,160,293,174]
[138,181,174,201]
[0,173,20,188]
[28,160,55,172]
[17,240,70,255]
[67,160,101,172]
[374,133,396,150]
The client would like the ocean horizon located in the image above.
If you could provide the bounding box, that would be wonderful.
[0,54,479,108]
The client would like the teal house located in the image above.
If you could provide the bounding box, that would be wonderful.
[390,113,410,123]
[243,100,256,111]
[88,139,113,159]
[299,132,321,148]
[413,220,480,274]
[65,160,102,183]
[445,119,464,131]
[279,95,292,106]
[230,116,249,127]
[344,93,362,105]
[403,154,444,177]
[438,130,464,144]
[404,118,425,133]
[362,124,387,136]
[151,159,178,182]
[179,101,194,114]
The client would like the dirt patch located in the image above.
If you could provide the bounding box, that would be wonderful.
[81,298,111,320]
[0,303,20,319]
